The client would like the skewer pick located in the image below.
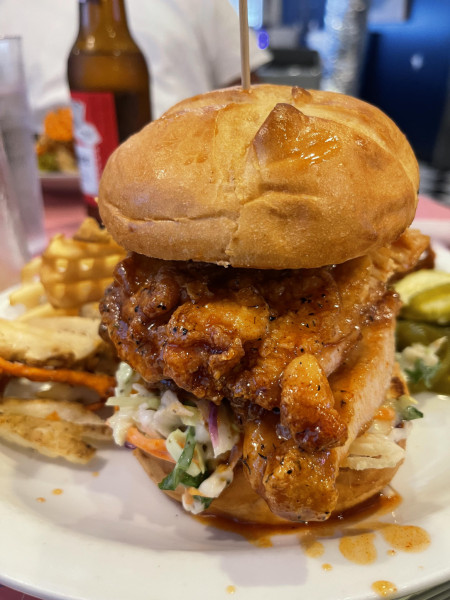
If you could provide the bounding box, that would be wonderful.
[239,0,251,90]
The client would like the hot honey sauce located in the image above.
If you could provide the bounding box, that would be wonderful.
[372,581,398,597]
[194,490,431,566]
[194,491,401,545]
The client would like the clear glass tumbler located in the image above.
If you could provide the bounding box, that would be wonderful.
[0,132,30,290]
[0,36,46,257]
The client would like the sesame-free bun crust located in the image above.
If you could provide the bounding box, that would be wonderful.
[133,443,405,525]
[99,84,419,269]
[133,361,409,525]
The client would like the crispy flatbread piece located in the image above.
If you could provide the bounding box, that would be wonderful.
[0,413,96,464]
[0,398,111,440]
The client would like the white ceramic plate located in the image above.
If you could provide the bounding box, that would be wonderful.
[1,247,450,600]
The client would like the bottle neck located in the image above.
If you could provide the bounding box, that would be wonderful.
[77,0,135,47]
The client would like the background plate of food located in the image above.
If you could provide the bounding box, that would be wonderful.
[36,107,80,193]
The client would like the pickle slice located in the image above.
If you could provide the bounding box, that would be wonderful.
[394,270,450,305]
[402,283,450,324]
[396,320,449,349]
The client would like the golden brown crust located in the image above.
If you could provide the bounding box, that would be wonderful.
[132,363,409,525]
[99,84,419,269]
[133,445,405,525]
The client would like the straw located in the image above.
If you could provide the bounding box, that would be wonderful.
[239,0,251,90]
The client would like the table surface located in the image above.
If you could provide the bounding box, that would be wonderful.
[1,189,450,600]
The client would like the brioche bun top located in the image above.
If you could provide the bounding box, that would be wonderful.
[99,84,419,269]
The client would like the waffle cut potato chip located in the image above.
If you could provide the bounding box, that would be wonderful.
[40,218,126,309]
[0,317,106,368]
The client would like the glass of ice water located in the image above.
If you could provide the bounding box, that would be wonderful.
[0,132,29,290]
[0,36,46,257]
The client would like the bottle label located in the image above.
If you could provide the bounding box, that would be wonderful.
[70,91,119,207]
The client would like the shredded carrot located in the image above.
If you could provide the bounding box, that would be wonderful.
[43,108,73,142]
[45,411,61,421]
[126,426,175,463]
[187,487,207,497]
[375,406,396,422]
[183,493,194,506]
[0,356,115,399]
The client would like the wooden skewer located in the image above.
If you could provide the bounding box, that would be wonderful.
[239,0,251,90]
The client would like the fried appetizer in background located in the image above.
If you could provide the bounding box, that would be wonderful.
[98,84,428,523]
[36,107,77,173]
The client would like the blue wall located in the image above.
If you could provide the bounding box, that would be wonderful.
[360,0,450,162]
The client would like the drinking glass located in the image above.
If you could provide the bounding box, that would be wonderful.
[0,131,29,290]
[0,36,46,257]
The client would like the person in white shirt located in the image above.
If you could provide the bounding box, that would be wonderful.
[0,0,271,129]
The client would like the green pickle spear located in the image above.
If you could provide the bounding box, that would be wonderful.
[402,283,450,324]
[394,269,450,395]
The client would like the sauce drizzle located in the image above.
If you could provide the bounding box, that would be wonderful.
[380,524,431,553]
[194,491,402,547]
[299,534,325,558]
[339,533,377,565]
[194,491,431,568]
[372,580,397,597]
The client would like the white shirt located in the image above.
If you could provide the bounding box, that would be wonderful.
[0,0,271,128]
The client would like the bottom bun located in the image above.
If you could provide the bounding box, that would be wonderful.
[133,439,405,525]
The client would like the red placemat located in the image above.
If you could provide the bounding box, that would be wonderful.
[415,195,450,220]
[0,585,39,600]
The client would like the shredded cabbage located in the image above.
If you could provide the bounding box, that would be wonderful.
[107,362,240,513]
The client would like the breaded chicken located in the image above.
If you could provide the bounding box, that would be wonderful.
[100,229,428,518]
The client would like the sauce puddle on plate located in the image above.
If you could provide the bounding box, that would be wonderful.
[195,491,431,564]
[195,490,402,548]
[379,524,431,553]
[372,580,398,597]
[299,534,325,558]
[339,532,377,565]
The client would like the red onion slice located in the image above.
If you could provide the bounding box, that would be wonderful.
[208,402,219,449]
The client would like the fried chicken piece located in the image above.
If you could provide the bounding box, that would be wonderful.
[243,315,397,521]
[100,229,428,454]
[100,229,428,519]
[281,354,347,452]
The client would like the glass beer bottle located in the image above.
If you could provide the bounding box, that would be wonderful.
[68,0,151,220]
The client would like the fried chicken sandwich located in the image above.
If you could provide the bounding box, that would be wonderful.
[98,84,429,524]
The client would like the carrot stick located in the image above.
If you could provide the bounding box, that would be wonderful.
[0,356,115,399]
[126,426,175,463]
